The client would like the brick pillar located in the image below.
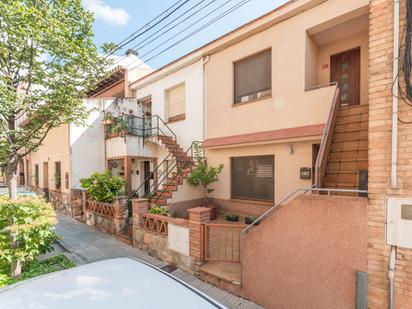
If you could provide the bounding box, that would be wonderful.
[71,189,83,219]
[113,197,127,234]
[81,190,87,222]
[188,207,212,276]
[131,198,149,240]
[124,156,132,196]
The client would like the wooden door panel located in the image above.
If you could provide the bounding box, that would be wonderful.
[330,48,360,106]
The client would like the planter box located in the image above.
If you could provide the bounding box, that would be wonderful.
[225,214,239,222]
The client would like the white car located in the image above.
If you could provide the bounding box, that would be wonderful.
[0,258,227,309]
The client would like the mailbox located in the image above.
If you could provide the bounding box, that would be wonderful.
[300,167,311,179]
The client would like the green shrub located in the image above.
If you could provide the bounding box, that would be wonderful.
[0,255,75,288]
[0,196,58,277]
[80,171,125,203]
[149,206,169,216]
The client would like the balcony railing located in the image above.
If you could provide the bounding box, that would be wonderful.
[104,114,178,140]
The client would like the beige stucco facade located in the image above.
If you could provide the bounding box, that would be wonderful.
[202,0,369,213]
[27,125,71,194]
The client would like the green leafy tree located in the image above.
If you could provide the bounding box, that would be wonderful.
[0,0,112,199]
[187,143,223,207]
[80,171,125,203]
[0,196,57,278]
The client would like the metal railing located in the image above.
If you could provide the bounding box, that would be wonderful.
[240,187,367,237]
[204,223,247,263]
[314,83,340,188]
[124,141,203,217]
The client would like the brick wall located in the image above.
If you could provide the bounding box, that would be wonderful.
[368,1,412,308]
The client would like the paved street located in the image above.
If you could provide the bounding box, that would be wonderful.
[53,214,263,309]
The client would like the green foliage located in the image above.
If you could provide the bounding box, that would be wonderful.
[149,206,169,216]
[0,197,58,273]
[0,0,112,192]
[109,117,129,135]
[187,143,223,206]
[80,171,125,203]
[0,255,75,288]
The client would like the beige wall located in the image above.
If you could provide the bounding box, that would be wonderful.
[205,0,368,140]
[206,139,316,212]
[29,125,71,193]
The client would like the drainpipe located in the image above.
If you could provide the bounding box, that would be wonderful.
[391,0,400,189]
[202,55,210,141]
[388,245,397,309]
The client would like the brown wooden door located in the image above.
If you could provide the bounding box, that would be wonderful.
[330,47,360,107]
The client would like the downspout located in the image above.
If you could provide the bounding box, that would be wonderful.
[202,55,210,141]
[388,3,400,308]
[388,245,397,309]
[391,0,400,189]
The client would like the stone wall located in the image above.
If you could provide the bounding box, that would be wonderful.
[49,189,72,215]
[368,1,412,308]
[85,197,127,235]
[131,199,194,273]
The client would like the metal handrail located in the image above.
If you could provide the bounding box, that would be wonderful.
[149,141,203,204]
[314,83,340,188]
[240,186,367,237]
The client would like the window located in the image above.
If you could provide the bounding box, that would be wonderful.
[234,49,272,104]
[166,84,185,122]
[34,164,39,187]
[54,161,61,190]
[231,155,274,201]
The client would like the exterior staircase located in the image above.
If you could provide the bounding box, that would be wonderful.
[323,104,369,192]
[149,135,196,206]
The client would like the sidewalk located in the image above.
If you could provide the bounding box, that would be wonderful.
[53,214,263,309]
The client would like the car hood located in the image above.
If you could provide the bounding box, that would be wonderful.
[0,258,226,309]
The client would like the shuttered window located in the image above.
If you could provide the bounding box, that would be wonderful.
[166,84,185,122]
[234,49,272,104]
[231,155,274,201]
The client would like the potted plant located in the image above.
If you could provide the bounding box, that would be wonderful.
[102,113,113,125]
[225,213,239,222]
[245,216,260,225]
[187,143,223,220]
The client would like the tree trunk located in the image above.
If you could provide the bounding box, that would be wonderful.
[7,171,17,200]
[203,186,208,207]
[10,260,21,278]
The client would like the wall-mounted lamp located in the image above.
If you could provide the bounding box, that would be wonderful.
[287,144,294,155]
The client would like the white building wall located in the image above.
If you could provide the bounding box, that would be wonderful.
[70,98,145,189]
[135,60,204,150]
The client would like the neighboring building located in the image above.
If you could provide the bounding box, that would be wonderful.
[20,51,152,213]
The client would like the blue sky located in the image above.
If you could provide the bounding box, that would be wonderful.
[83,0,288,69]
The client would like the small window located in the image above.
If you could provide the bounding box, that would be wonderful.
[34,164,39,187]
[234,49,272,104]
[166,84,185,122]
[54,161,61,190]
[231,155,274,201]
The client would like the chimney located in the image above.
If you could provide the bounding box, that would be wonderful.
[125,49,138,57]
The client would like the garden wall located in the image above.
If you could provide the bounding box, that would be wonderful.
[131,199,194,273]
[85,197,127,235]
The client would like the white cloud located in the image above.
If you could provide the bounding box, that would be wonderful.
[83,0,130,26]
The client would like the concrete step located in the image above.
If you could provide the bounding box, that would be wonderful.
[199,262,242,297]
[327,159,368,172]
[331,140,368,151]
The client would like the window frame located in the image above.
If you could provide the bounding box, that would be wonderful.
[54,161,61,190]
[165,82,186,123]
[230,155,275,202]
[233,48,272,105]
[34,164,39,187]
